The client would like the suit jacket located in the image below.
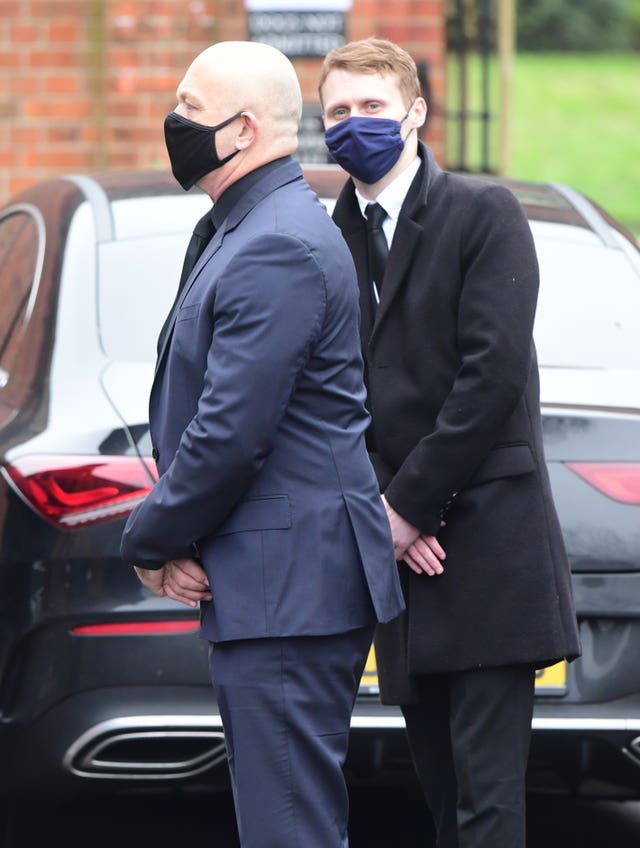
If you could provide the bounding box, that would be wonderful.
[121,157,404,642]
[333,144,581,703]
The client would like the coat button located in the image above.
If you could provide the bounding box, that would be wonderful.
[152,446,159,461]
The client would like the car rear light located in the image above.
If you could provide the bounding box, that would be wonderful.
[565,462,640,505]
[3,454,157,529]
[72,619,199,636]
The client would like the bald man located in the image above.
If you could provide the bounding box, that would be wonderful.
[120,42,403,847]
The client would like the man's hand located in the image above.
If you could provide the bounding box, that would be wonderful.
[382,496,445,576]
[403,533,446,577]
[134,558,212,608]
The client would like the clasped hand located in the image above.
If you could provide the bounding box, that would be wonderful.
[382,496,445,576]
[134,558,212,608]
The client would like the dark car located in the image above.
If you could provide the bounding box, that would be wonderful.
[0,167,639,803]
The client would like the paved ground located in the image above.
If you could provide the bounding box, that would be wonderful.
[2,788,640,847]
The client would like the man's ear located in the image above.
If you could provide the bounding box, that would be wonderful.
[235,111,259,150]
[409,97,427,130]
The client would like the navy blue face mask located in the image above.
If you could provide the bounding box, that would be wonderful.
[164,110,242,191]
[325,114,410,184]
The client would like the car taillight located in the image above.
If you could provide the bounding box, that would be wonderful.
[3,454,157,529]
[72,620,199,636]
[565,462,640,505]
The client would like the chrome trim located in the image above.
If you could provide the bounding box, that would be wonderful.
[64,716,226,781]
[550,182,620,249]
[64,174,115,243]
[0,202,46,327]
[352,717,640,731]
[63,713,640,780]
[84,730,226,772]
[540,403,640,422]
[622,736,640,768]
[532,717,640,731]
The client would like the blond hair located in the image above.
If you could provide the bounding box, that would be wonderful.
[318,37,421,109]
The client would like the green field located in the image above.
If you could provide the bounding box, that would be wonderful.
[446,52,640,234]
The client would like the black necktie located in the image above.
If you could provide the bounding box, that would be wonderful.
[157,211,216,353]
[365,202,389,299]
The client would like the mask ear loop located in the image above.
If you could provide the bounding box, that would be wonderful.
[400,101,416,141]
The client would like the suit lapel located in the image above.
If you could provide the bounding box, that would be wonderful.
[153,158,305,379]
[153,227,225,377]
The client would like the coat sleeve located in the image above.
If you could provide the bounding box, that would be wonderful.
[384,184,540,534]
[120,232,326,568]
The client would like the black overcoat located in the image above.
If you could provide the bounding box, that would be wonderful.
[333,144,581,704]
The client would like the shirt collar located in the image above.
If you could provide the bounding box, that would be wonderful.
[211,156,292,230]
[355,155,421,223]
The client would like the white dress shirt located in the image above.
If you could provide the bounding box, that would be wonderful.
[355,155,421,249]
[355,156,421,303]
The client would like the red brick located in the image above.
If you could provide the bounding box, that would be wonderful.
[15,77,39,95]
[48,22,82,42]
[25,100,93,119]
[45,76,80,94]
[30,1,86,15]
[106,101,138,118]
[148,1,173,14]
[47,126,82,143]
[0,53,19,68]
[10,127,42,146]
[0,2,20,16]
[25,150,95,168]
[105,151,139,168]
[0,100,17,119]
[4,0,446,188]
[11,24,39,42]
[29,50,84,68]
[108,47,138,67]
[108,126,162,144]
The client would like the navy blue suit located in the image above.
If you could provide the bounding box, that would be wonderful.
[121,157,403,847]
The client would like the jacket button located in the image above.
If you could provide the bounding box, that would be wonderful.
[152,446,159,461]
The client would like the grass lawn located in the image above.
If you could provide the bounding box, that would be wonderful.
[446,52,640,235]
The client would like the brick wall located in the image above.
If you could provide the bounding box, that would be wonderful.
[0,0,446,202]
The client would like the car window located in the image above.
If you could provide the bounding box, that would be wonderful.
[532,223,640,370]
[98,233,191,362]
[98,195,210,363]
[0,208,43,424]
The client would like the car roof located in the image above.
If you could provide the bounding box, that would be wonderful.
[4,165,635,254]
[63,165,637,252]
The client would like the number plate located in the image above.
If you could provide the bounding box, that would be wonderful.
[534,660,567,694]
[359,648,567,696]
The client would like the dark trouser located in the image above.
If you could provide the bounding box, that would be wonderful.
[209,626,374,848]
[401,664,535,848]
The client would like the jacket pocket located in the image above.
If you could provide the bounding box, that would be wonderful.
[468,444,535,487]
[175,303,201,323]
[216,495,292,536]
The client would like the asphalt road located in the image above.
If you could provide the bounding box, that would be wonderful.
[2,789,640,847]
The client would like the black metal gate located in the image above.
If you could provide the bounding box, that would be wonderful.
[446,0,496,173]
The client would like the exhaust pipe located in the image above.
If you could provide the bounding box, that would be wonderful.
[64,715,227,780]
[623,735,640,769]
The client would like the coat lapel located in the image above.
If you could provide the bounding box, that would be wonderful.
[333,144,442,352]
[369,217,422,346]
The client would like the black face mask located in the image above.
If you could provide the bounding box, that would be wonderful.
[164,111,242,191]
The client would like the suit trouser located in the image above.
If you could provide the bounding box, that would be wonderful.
[209,626,375,848]
[401,664,535,848]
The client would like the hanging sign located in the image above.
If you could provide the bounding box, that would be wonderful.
[246,0,353,58]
